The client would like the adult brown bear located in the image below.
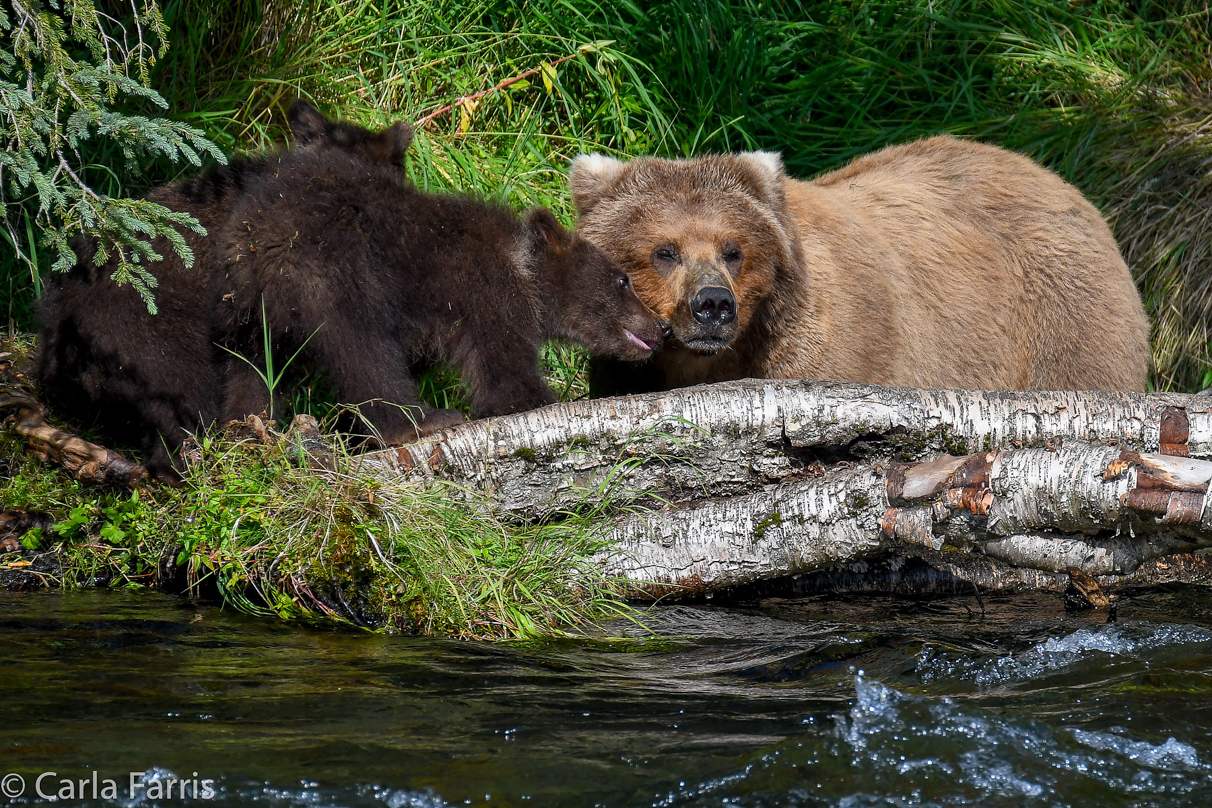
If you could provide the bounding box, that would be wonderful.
[571,136,1150,393]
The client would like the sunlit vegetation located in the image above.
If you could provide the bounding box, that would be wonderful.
[4,0,1211,635]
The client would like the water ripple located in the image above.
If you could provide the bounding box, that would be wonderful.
[828,671,1212,805]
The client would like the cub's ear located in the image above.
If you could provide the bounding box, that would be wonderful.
[569,153,627,216]
[525,207,573,253]
[288,100,332,144]
[735,150,785,204]
[383,121,414,167]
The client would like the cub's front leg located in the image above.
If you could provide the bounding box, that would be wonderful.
[454,327,556,419]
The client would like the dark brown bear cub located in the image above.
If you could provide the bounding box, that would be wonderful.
[220,168,665,449]
[38,105,664,480]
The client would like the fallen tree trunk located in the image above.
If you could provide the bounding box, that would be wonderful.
[596,443,1212,597]
[371,380,1212,599]
[382,380,1211,516]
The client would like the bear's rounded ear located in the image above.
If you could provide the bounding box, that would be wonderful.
[525,207,572,252]
[735,150,785,204]
[288,100,332,144]
[384,121,414,167]
[569,153,627,217]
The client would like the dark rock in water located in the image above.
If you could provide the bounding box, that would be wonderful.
[0,550,61,590]
[1064,566,1111,610]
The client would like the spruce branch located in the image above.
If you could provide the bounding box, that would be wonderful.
[1,0,225,310]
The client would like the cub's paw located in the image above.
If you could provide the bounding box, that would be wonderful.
[382,408,468,445]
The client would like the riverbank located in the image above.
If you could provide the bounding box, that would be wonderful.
[12,328,1212,640]
[0,422,639,639]
[1,430,633,639]
[1,333,634,639]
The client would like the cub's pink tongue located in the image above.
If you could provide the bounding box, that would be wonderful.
[623,329,653,352]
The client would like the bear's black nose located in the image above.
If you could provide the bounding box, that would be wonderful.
[690,286,736,327]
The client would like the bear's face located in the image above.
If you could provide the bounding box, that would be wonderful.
[525,209,667,362]
[288,100,413,169]
[570,152,797,356]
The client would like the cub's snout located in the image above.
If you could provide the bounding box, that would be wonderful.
[612,272,667,361]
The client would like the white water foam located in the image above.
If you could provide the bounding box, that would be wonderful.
[917,623,1212,687]
[840,672,1051,799]
[1071,729,1208,773]
[837,671,1212,802]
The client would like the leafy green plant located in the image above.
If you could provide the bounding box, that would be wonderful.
[52,504,94,540]
[20,526,43,550]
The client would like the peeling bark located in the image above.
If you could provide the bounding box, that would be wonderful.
[597,442,1212,598]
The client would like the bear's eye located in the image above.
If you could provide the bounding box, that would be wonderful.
[652,246,679,265]
[722,243,744,268]
[616,275,631,290]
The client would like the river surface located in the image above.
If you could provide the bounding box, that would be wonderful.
[3,587,1212,806]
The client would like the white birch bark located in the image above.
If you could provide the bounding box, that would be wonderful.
[593,443,1212,598]
[369,380,1212,518]
[351,379,1212,599]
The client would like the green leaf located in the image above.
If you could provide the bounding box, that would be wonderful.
[21,528,44,551]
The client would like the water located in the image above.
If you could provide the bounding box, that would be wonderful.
[3,588,1212,806]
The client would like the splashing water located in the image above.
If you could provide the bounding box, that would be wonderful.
[918,622,1212,687]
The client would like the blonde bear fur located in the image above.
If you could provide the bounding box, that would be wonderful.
[570,136,1150,391]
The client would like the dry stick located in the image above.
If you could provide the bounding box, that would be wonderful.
[413,52,581,130]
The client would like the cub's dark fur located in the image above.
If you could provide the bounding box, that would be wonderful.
[38,101,405,477]
[38,103,664,480]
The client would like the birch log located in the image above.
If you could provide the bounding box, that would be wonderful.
[595,444,1212,597]
[366,380,1212,599]
[377,380,1212,518]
